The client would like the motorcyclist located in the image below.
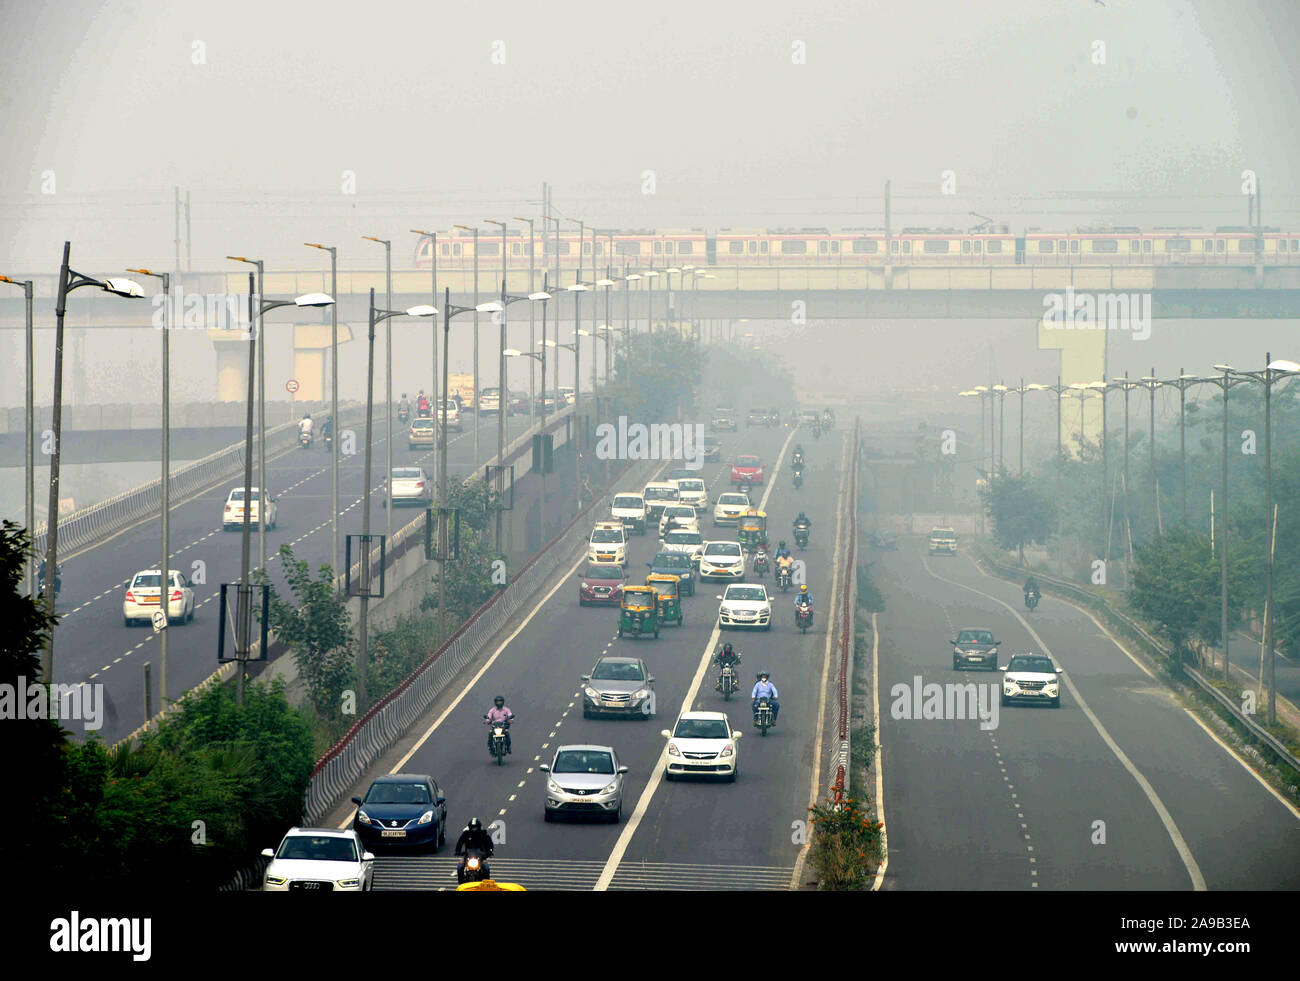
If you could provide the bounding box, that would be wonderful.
[399,392,411,418]
[417,390,431,417]
[321,415,333,442]
[752,672,780,725]
[752,548,770,575]
[713,642,743,692]
[1024,576,1040,603]
[773,539,792,562]
[37,558,61,594]
[794,512,811,533]
[484,695,514,754]
[298,414,313,442]
[792,445,805,467]
[795,583,814,614]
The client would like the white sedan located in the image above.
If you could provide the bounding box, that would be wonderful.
[660,528,705,565]
[716,583,772,630]
[698,540,745,581]
[1000,653,1064,708]
[661,711,741,781]
[385,466,432,507]
[659,505,701,538]
[222,486,277,530]
[261,827,374,892]
[123,569,195,627]
[712,492,752,527]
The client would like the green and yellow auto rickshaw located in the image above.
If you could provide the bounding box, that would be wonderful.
[618,585,660,639]
[646,573,683,627]
[736,509,768,554]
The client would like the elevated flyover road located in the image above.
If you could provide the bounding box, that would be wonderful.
[328,422,847,890]
[869,538,1300,890]
[49,411,531,746]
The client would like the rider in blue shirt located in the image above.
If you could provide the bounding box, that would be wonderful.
[751,672,780,725]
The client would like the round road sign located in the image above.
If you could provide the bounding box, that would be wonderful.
[151,610,167,632]
[286,379,300,394]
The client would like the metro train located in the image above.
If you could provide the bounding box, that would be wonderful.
[414,225,1300,269]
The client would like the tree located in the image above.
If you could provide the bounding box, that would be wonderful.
[979,471,1055,563]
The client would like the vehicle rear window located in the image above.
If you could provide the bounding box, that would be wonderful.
[735,456,760,467]
[665,531,702,544]
[586,564,623,579]
[392,468,422,479]
[957,630,994,644]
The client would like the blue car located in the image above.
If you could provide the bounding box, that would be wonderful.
[648,551,696,596]
[351,773,447,852]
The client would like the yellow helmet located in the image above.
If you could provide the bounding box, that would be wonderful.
[800,584,808,593]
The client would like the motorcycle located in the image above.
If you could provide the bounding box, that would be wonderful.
[37,566,62,597]
[775,563,793,592]
[457,849,491,884]
[323,430,332,451]
[399,405,410,423]
[483,716,512,765]
[795,601,814,634]
[298,428,313,449]
[753,697,774,736]
[751,550,770,578]
[792,469,803,490]
[1024,589,1040,611]
[794,526,810,550]
[717,663,738,700]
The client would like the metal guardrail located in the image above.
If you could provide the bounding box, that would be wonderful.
[827,420,860,800]
[304,447,652,823]
[977,550,1300,775]
[32,403,366,558]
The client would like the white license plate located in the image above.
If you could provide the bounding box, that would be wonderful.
[381,829,406,838]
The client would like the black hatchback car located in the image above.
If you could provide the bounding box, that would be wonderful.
[951,628,1001,671]
[351,773,447,851]
[648,551,696,595]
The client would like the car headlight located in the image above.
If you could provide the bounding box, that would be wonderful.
[357,809,372,825]
[601,781,618,795]
[581,581,590,590]
[585,687,599,699]
[719,744,734,758]
[633,688,649,699]
[547,779,563,794]
[337,877,360,888]
[264,874,287,886]
[667,742,681,757]
[417,809,434,825]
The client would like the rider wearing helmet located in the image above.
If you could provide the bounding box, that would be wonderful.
[713,642,743,691]
[485,695,514,754]
[399,392,411,416]
[454,816,494,859]
[796,582,814,608]
[794,512,811,532]
[417,389,430,416]
[751,671,780,725]
[298,413,313,441]
[773,539,792,561]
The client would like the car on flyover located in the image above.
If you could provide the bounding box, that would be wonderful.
[437,399,463,432]
[580,656,655,719]
[123,568,195,627]
[261,827,374,892]
[578,562,627,607]
[702,435,722,462]
[385,466,432,507]
[661,711,741,782]
[541,744,628,822]
[730,454,764,486]
[716,582,772,631]
[713,491,752,527]
[222,486,277,530]
[1000,653,1063,708]
[951,627,1001,671]
[648,550,696,596]
[408,417,437,449]
[698,540,745,581]
[658,504,701,538]
[350,773,448,852]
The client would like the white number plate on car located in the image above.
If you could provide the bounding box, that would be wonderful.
[381,829,406,838]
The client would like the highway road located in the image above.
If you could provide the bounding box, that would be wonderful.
[328,422,846,890]
[869,537,1300,890]
[49,410,534,746]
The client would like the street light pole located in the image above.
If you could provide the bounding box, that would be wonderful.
[227,257,270,571]
[362,237,394,542]
[514,217,537,430]
[1139,370,1161,534]
[411,229,442,494]
[306,243,340,586]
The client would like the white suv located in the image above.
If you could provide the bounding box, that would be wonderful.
[588,521,628,567]
[261,827,374,892]
[673,476,708,510]
[437,400,463,432]
[1000,653,1063,708]
[610,493,647,535]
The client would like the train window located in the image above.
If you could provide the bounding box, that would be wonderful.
[1292,239,1298,250]
[480,242,500,256]
[1070,240,1080,253]
[961,240,971,254]
[831,241,840,253]
[1143,240,1152,252]
[583,242,592,255]
[973,241,982,254]
[653,242,662,254]
[728,241,745,254]
[902,241,912,254]
[890,240,900,254]
[1038,240,1054,253]
[1165,239,1191,252]
[441,244,450,256]
[985,240,1001,253]
[747,241,757,253]
[1203,240,1213,252]
[512,243,521,255]
[679,242,693,254]
[923,240,950,254]
[852,240,878,253]
[453,244,462,256]
[819,241,829,254]
[557,242,571,254]
[616,241,639,255]
[1216,240,1225,252]
[1130,241,1140,252]
[783,241,808,254]
[1058,240,1067,252]
[1239,238,1257,252]
[1091,239,1118,252]
[760,241,769,253]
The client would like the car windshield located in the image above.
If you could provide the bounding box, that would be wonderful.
[276,835,358,863]
[365,782,432,805]
[665,531,702,544]
[613,496,643,509]
[553,750,615,774]
[592,660,644,681]
[735,457,760,467]
[726,587,766,601]
[673,718,730,739]
[591,529,623,543]
[677,479,705,492]
[958,630,995,644]
[654,553,689,568]
[644,487,677,500]
[1008,656,1055,673]
[586,564,622,579]
[719,494,749,506]
[930,530,956,540]
[392,468,422,479]
[707,543,741,556]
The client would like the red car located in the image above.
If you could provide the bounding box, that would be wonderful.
[578,562,627,606]
[730,454,765,486]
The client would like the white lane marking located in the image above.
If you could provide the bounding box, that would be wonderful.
[924,557,1208,891]
[596,425,799,892]
[791,428,851,888]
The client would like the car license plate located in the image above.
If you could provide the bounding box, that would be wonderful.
[381,829,406,838]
